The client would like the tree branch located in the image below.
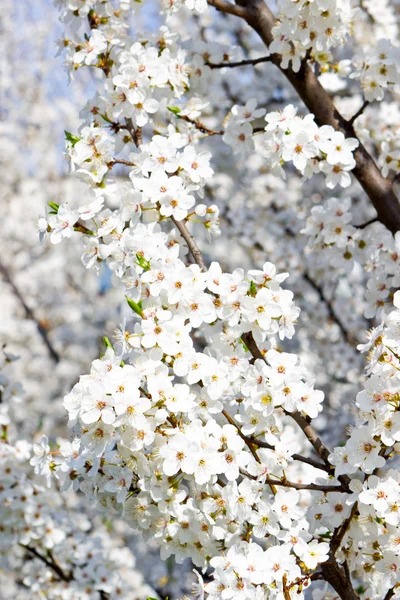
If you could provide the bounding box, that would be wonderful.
[207,55,272,68]
[171,217,207,272]
[349,100,369,125]
[383,588,396,600]
[303,272,355,346]
[207,0,249,18]
[241,468,346,492]
[208,0,400,233]
[0,261,60,364]
[178,115,223,136]
[248,435,332,473]
[109,158,136,168]
[22,545,72,582]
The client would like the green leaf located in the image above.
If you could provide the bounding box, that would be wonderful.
[167,105,181,115]
[48,201,60,214]
[126,296,143,317]
[103,336,113,349]
[64,130,80,147]
[239,337,249,352]
[136,253,151,271]
[248,280,257,297]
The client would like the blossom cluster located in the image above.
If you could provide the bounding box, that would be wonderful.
[351,39,400,102]
[315,295,400,597]
[270,0,353,72]
[0,356,154,600]
[252,104,358,188]
[302,197,400,318]
[32,0,400,598]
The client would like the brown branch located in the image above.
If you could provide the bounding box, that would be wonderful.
[222,409,261,464]
[109,158,136,168]
[240,468,346,492]
[268,204,357,347]
[178,115,223,136]
[0,261,60,363]
[303,272,355,347]
[22,545,72,582]
[329,501,358,556]
[208,0,400,233]
[240,331,351,490]
[349,100,369,125]
[319,501,360,600]
[354,217,378,229]
[171,217,207,272]
[207,0,249,18]
[124,118,142,147]
[248,436,332,473]
[23,544,110,598]
[384,588,396,600]
[207,55,272,68]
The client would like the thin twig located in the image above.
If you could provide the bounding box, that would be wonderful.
[223,399,331,473]
[222,409,260,463]
[354,217,378,229]
[22,545,72,582]
[348,100,369,125]
[207,55,272,69]
[178,115,223,136]
[303,272,355,346]
[329,501,358,555]
[171,217,207,272]
[248,436,332,473]
[0,261,60,363]
[240,468,346,492]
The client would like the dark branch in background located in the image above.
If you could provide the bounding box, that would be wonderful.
[266,203,357,347]
[303,272,355,346]
[348,100,369,125]
[207,55,272,68]
[208,0,400,234]
[0,261,60,363]
[22,545,72,582]
[22,544,110,599]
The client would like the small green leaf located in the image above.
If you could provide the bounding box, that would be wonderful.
[167,105,181,115]
[64,130,80,147]
[136,253,151,271]
[239,338,249,352]
[248,280,257,297]
[126,296,143,317]
[103,336,113,349]
[48,201,60,213]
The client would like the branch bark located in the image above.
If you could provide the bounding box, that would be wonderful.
[171,217,207,272]
[0,261,60,364]
[207,55,272,68]
[208,0,400,233]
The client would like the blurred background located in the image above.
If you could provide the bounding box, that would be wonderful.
[1,0,400,596]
